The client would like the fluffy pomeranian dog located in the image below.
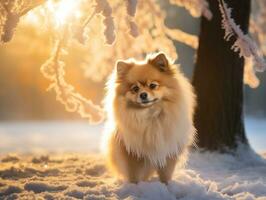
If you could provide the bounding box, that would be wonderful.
[102,52,196,183]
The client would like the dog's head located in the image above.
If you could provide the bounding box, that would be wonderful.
[114,52,179,108]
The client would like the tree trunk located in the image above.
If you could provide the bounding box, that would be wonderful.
[192,0,250,151]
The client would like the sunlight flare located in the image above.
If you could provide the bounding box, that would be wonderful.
[47,0,81,27]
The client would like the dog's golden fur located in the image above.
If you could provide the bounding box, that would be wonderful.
[102,52,196,183]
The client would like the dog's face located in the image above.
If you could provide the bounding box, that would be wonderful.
[126,80,161,107]
[115,53,178,108]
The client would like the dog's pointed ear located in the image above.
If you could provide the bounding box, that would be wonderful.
[116,60,132,77]
[148,53,169,72]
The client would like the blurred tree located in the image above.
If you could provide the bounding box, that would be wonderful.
[193,0,250,150]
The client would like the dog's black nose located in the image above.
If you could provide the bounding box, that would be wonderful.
[140,92,148,100]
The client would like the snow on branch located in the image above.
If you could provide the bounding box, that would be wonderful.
[165,28,198,49]
[0,0,44,43]
[41,33,105,124]
[218,0,266,88]
[125,0,139,37]
[169,0,212,20]
[95,0,116,44]
[74,9,97,45]
[74,0,140,45]
[81,0,187,82]
[126,0,137,17]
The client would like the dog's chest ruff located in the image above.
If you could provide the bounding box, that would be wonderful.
[117,106,192,167]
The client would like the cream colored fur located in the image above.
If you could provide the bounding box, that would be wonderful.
[102,52,196,183]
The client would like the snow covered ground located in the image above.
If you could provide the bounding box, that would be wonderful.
[0,121,102,154]
[0,117,266,199]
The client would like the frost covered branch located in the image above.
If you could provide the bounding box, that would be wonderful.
[218,0,266,88]
[0,0,44,43]
[125,0,139,37]
[74,9,97,44]
[41,32,105,124]
[74,0,139,45]
[165,28,198,49]
[95,0,115,44]
[81,0,198,82]
[73,0,117,45]
[169,0,212,20]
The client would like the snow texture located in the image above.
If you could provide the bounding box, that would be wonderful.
[0,148,266,199]
[0,118,266,199]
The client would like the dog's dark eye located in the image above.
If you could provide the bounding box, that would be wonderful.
[131,85,139,93]
[149,83,157,90]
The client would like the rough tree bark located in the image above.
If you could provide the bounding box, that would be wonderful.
[192,0,250,151]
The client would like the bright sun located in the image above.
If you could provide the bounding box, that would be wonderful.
[24,0,81,27]
[48,0,81,26]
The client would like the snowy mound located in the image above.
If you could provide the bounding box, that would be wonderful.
[0,148,266,200]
